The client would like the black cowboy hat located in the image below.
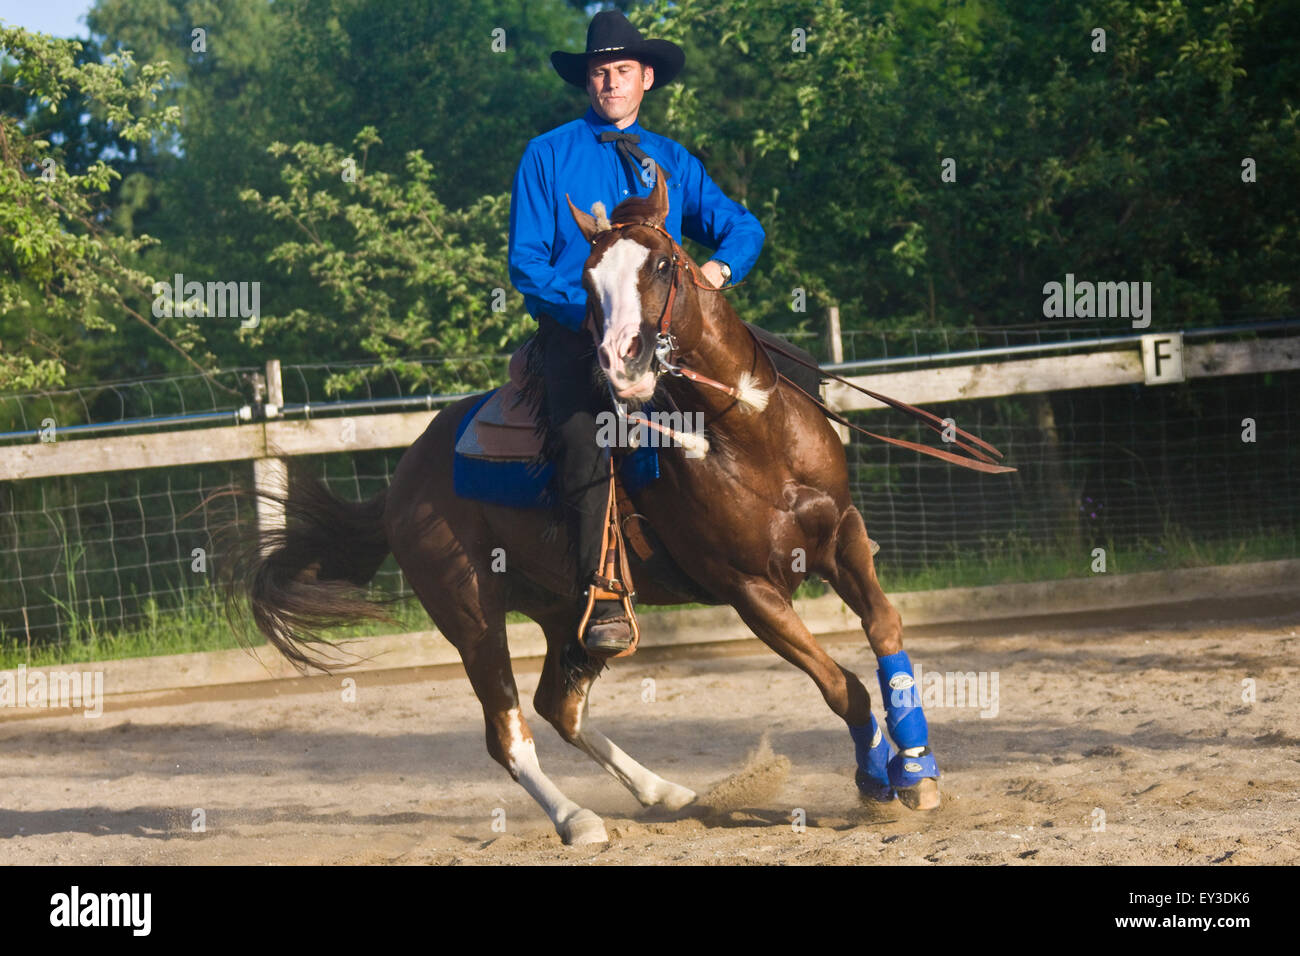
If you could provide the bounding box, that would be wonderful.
[551,10,685,90]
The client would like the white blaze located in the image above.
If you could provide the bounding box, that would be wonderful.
[590,238,655,397]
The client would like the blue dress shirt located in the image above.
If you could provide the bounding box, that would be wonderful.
[508,106,765,330]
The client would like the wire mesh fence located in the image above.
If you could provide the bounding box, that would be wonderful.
[0,455,408,654]
[846,369,1298,582]
[2,330,1296,657]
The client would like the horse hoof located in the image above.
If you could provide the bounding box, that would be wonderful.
[561,809,609,845]
[655,782,697,811]
[855,768,896,803]
[896,777,941,811]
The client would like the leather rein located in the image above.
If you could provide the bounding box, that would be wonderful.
[599,218,1014,475]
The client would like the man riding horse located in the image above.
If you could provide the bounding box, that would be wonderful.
[508,10,820,656]
[223,10,1017,847]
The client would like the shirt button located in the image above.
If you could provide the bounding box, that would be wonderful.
[623,189,628,194]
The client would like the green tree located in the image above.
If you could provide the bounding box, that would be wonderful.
[0,25,193,393]
[239,127,530,394]
[84,0,586,377]
[637,0,1299,333]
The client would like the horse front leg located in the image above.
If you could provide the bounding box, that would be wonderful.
[824,505,941,811]
[722,574,902,806]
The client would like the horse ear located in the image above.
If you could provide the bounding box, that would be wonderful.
[646,163,669,225]
[567,193,602,243]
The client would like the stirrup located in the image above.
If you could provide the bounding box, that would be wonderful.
[576,458,640,659]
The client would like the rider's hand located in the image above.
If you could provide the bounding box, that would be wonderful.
[700,260,725,288]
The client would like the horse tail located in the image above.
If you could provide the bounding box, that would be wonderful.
[218,473,399,673]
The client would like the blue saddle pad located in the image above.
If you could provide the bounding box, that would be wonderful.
[452,390,660,508]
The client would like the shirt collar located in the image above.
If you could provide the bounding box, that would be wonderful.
[583,105,644,138]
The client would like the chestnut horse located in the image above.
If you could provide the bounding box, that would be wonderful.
[229,173,945,845]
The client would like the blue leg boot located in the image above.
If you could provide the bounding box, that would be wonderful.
[849,713,896,803]
[877,650,941,810]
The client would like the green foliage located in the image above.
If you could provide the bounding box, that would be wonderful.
[0,25,195,392]
[6,0,1297,392]
[239,127,531,394]
[79,0,585,380]
[637,0,1300,333]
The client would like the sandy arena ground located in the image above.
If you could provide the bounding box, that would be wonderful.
[2,601,1297,865]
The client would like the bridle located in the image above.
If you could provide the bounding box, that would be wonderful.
[587,218,1015,474]
[598,218,756,403]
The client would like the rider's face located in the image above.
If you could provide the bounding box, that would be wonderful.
[586,57,653,128]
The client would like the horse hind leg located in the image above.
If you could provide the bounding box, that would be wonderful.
[825,505,941,811]
[494,696,610,846]
[390,514,607,845]
[453,620,609,845]
[533,614,696,811]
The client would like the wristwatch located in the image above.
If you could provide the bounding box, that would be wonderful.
[715,261,732,284]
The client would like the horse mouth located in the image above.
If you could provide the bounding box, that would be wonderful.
[611,369,657,402]
[599,336,657,402]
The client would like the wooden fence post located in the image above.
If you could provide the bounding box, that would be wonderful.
[253,358,287,551]
[825,307,850,444]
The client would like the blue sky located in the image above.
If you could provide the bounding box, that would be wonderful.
[0,0,97,38]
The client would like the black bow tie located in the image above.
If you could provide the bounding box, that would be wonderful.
[598,130,671,190]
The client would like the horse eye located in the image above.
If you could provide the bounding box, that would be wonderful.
[656,257,668,273]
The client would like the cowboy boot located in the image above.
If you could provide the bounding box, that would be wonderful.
[582,578,636,657]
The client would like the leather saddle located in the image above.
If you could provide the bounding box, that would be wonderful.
[452,345,658,567]
[453,347,544,461]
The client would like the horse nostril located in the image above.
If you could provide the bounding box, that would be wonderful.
[597,349,611,370]
[624,337,641,361]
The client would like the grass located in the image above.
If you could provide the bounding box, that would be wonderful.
[2,528,1294,670]
[1,589,257,669]
[876,528,1298,594]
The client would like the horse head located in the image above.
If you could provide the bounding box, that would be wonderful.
[566,170,704,404]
